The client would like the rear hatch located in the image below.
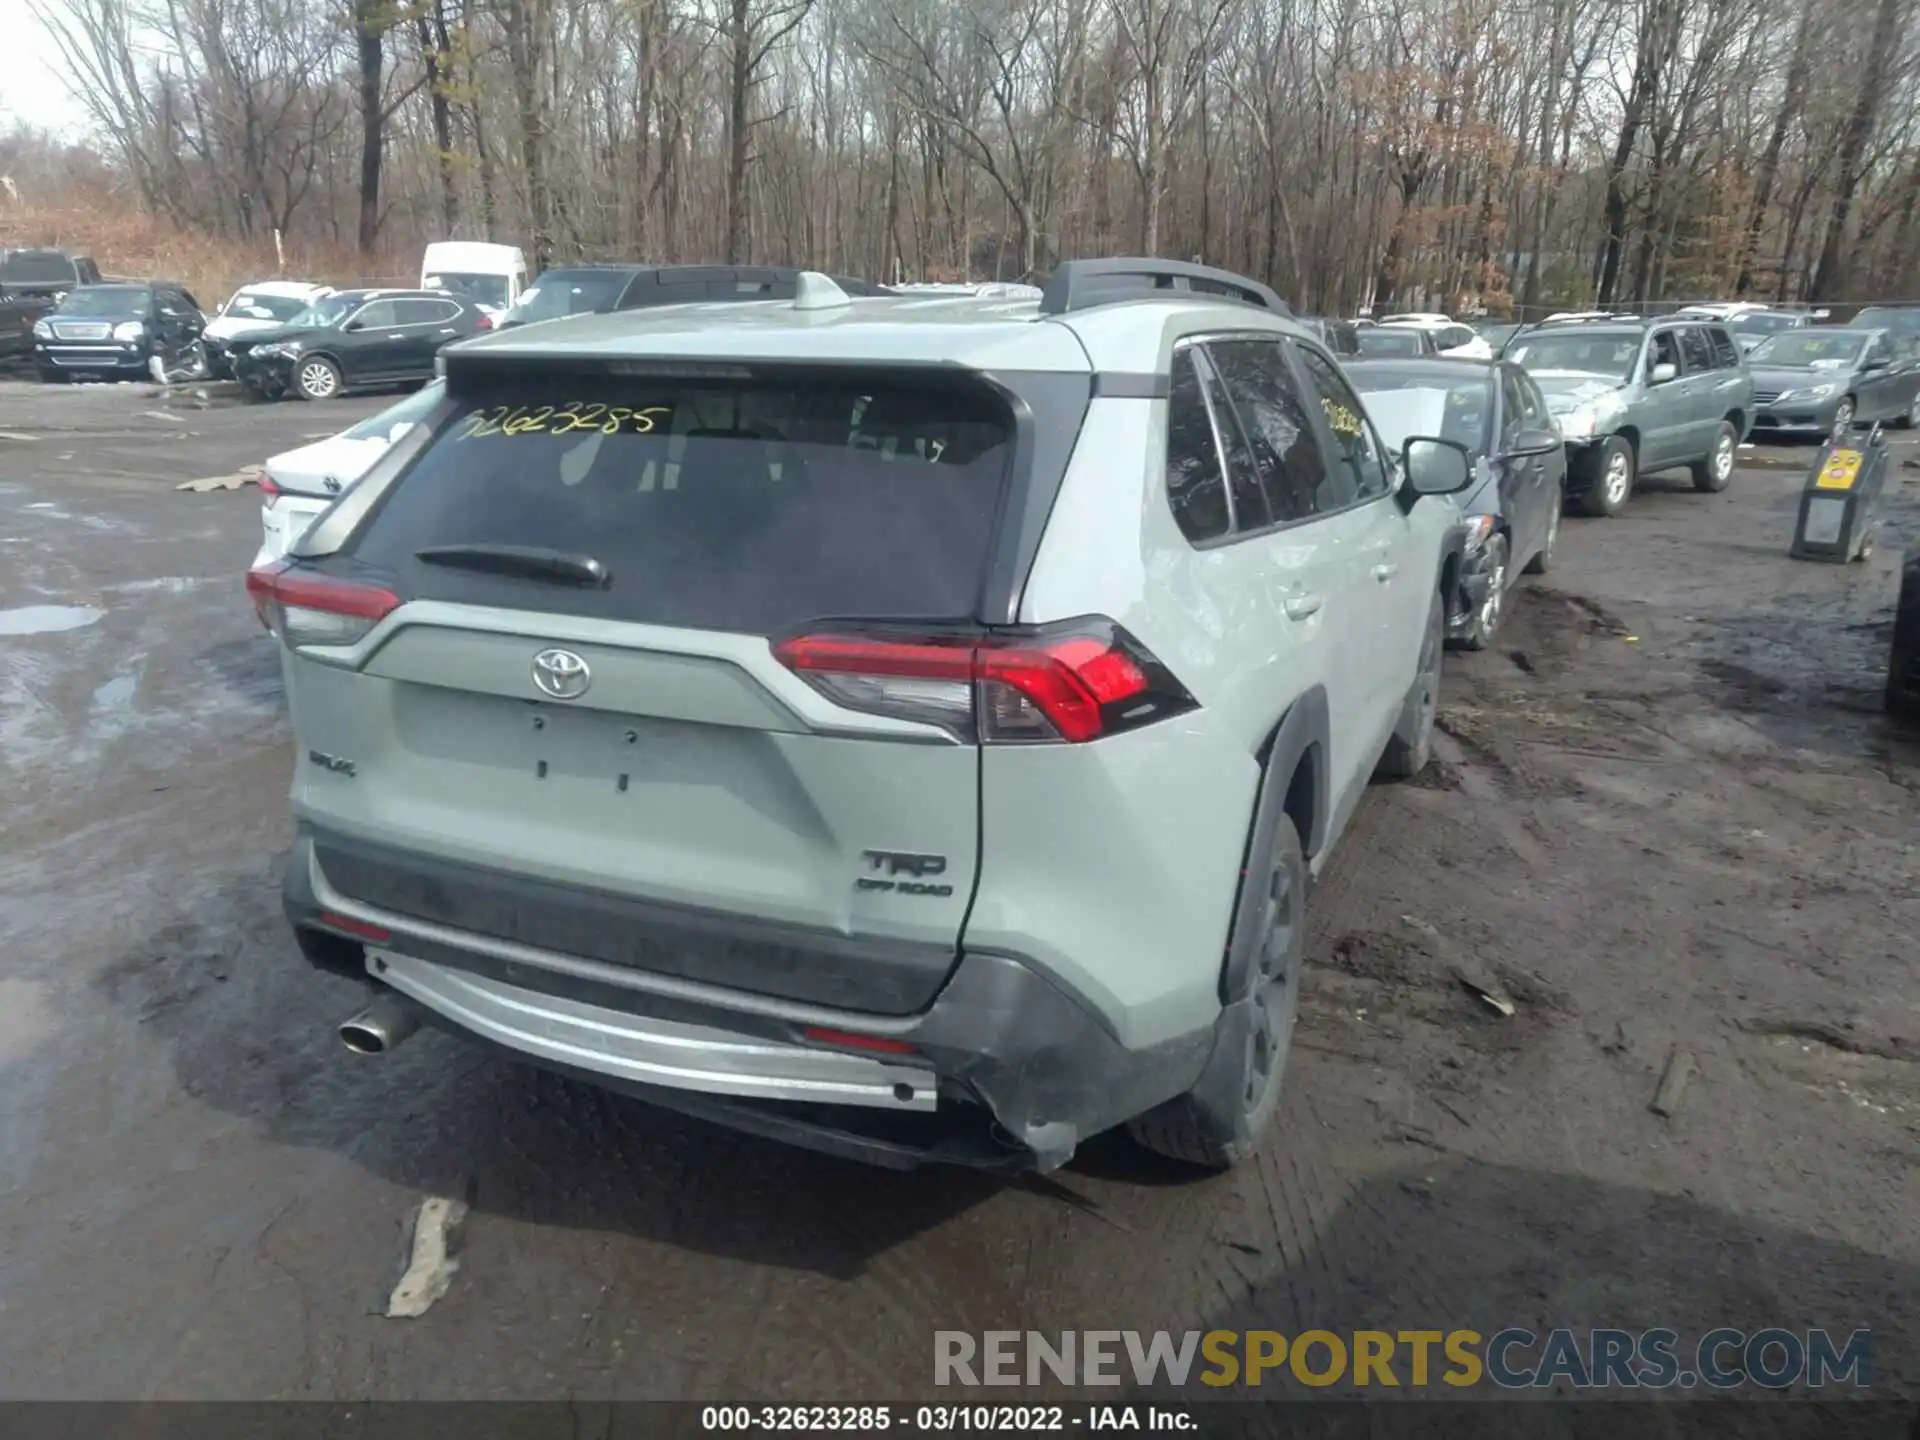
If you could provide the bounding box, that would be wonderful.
[279,365,1020,1014]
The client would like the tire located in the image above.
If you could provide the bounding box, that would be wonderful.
[1375,589,1444,781]
[1127,814,1304,1170]
[1576,435,1634,517]
[1459,532,1509,651]
[1523,491,1561,575]
[1897,393,1919,431]
[293,355,343,401]
[1831,396,1856,436]
[1691,420,1738,493]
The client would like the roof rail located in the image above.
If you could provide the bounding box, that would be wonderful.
[1038,258,1289,317]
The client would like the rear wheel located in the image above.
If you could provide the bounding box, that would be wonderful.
[1127,815,1304,1171]
[1577,436,1635,517]
[293,355,343,401]
[1831,396,1856,436]
[1898,393,1919,431]
[1691,421,1738,492]
[1376,590,1444,780]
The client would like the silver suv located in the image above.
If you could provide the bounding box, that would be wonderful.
[247,260,1473,1173]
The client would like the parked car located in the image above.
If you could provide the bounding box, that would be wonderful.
[253,382,445,570]
[1747,327,1920,437]
[230,288,486,400]
[1723,310,1810,353]
[1475,320,1521,352]
[246,258,1475,1175]
[1850,305,1920,339]
[1297,317,1361,356]
[1503,316,1752,516]
[0,247,102,298]
[1348,358,1566,648]
[495,263,894,331]
[1888,549,1920,723]
[31,281,207,383]
[201,281,334,377]
[1381,315,1492,359]
[1356,325,1442,358]
[421,241,528,315]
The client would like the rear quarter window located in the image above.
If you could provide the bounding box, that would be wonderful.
[346,373,1015,635]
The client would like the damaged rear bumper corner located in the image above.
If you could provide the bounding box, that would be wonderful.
[283,832,1217,1172]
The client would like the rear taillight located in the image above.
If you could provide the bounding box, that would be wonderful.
[258,474,282,507]
[246,561,400,649]
[773,619,1195,744]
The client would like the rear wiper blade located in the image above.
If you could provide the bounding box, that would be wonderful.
[414,544,610,587]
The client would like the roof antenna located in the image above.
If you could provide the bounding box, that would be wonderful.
[793,271,851,311]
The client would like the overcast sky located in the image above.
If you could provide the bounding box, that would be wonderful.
[1,0,92,139]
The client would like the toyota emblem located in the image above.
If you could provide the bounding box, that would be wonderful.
[531,647,591,700]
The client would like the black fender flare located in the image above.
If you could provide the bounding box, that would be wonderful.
[1219,685,1329,1004]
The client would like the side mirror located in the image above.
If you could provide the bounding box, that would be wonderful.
[1508,427,1563,457]
[1649,361,1678,384]
[1402,436,1475,496]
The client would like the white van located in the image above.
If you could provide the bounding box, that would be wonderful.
[420,242,527,315]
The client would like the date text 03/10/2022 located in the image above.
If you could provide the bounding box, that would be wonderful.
[701,1406,1193,1431]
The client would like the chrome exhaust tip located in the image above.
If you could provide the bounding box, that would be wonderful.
[339,993,420,1055]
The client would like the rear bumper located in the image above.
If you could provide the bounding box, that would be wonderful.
[284,832,1216,1171]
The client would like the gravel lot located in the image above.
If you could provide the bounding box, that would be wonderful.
[1,377,1915,1409]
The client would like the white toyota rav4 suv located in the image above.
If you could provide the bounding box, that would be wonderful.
[250,259,1473,1173]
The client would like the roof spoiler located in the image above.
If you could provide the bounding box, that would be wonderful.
[1038,258,1289,317]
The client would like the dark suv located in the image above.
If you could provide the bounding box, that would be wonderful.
[33,282,206,382]
[494,264,893,331]
[230,288,487,400]
[0,249,104,359]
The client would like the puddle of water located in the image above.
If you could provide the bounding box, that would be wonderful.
[0,605,105,636]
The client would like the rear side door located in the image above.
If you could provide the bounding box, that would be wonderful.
[1204,336,1404,799]
[1676,323,1725,457]
[391,298,467,378]
[281,369,1020,1015]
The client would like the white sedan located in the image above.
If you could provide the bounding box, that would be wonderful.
[1380,315,1494,360]
[253,381,443,569]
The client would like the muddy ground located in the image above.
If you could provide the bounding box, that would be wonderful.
[0,379,1915,1407]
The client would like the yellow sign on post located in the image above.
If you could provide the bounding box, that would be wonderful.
[1816,449,1863,491]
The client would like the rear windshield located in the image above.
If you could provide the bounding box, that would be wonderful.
[1852,308,1920,332]
[1727,311,1800,335]
[0,251,78,284]
[505,272,630,325]
[348,373,1014,634]
[1355,328,1426,357]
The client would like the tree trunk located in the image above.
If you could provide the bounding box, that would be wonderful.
[417,3,459,234]
[1809,0,1904,299]
[724,0,751,262]
[1734,0,1813,296]
[353,0,386,255]
[506,0,552,271]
